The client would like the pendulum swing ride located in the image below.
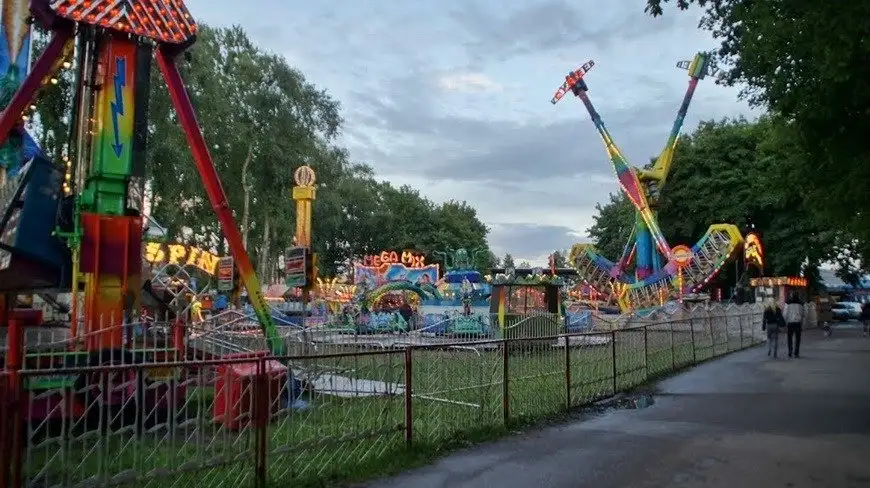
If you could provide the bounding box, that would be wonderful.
[0,0,284,367]
[552,53,744,312]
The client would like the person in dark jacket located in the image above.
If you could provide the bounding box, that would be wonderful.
[762,298,784,358]
[782,293,805,358]
[398,302,414,327]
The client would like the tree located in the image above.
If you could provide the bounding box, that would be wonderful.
[501,253,515,270]
[587,193,635,263]
[374,184,437,251]
[143,25,495,279]
[432,200,489,251]
[19,22,498,283]
[518,260,532,269]
[551,250,567,268]
[146,25,343,280]
[22,26,75,164]
[644,0,870,268]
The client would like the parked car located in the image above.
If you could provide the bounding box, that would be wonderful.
[831,301,862,321]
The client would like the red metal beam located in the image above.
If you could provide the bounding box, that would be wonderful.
[155,45,282,354]
[0,23,73,146]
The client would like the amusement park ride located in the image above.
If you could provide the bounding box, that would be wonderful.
[0,0,283,367]
[553,54,744,312]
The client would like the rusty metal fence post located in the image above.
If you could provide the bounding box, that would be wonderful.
[726,315,732,351]
[4,317,24,488]
[708,313,714,356]
[253,357,269,488]
[0,372,9,488]
[502,339,510,426]
[8,378,23,488]
[643,325,649,378]
[670,322,675,370]
[611,330,617,394]
[690,318,697,364]
[739,315,745,349]
[564,335,571,409]
[404,347,413,447]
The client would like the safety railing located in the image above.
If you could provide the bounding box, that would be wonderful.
[0,306,763,487]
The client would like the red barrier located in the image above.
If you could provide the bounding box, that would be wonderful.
[0,371,9,488]
[0,371,20,488]
[214,352,287,431]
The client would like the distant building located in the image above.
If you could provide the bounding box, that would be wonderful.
[819,268,870,302]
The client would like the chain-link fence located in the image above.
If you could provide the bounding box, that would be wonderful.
[0,304,762,487]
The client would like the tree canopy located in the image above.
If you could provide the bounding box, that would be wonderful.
[644,0,870,271]
[28,24,494,281]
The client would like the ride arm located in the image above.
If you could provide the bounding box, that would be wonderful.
[552,61,671,258]
[638,52,711,186]
[156,44,284,355]
[574,90,671,258]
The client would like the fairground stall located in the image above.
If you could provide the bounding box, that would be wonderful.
[352,249,440,332]
[490,269,563,339]
[750,276,808,304]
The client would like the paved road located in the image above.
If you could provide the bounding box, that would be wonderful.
[364,324,870,488]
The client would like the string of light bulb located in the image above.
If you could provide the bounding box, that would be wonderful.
[21,38,74,124]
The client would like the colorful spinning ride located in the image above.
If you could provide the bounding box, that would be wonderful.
[0,0,282,353]
[552,54,743,311]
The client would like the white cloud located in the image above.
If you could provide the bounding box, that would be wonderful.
[437,72,502,92]
[185,0,758,262]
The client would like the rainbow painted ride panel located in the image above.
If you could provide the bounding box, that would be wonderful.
[76,36,144,347]
[557,55,743,311]
[80,36,136,216]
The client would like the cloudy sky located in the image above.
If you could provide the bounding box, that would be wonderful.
[186,0,758,265]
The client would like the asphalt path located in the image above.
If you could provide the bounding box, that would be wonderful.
[364,322,870,488]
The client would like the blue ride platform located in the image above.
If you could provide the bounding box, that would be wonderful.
[0,155,70,290]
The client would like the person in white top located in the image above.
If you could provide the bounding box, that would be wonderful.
[782,293,806,358]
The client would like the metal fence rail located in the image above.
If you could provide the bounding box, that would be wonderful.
[0,306,763,487]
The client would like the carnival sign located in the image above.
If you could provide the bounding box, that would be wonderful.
[361,250,426,268]
[285,246,308,288]
[217,256,234,291]
[670,245,693,267]
[143,242,221,275]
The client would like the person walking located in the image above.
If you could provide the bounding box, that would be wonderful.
[783,293,805,358]
[762,298,784,358]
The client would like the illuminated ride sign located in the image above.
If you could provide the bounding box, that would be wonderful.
[744,232,764,270]
[361,250,427,269]
[670,244,693,267]
[749,276,808,288]
[143,242,223,275]
[355,250,439,287]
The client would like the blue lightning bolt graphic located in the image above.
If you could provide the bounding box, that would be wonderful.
[110,56,126,158]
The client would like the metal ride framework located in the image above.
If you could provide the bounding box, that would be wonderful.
[0,0,282,354]
[552,54,743,312]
